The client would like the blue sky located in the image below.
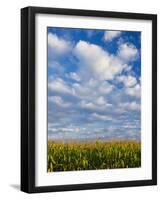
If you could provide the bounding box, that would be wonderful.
[47,27,141,142]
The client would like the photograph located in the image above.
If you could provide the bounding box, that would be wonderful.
[21,6,157,193]
[47,27,141,172]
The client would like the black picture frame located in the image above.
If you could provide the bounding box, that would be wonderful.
[21,6,157,193]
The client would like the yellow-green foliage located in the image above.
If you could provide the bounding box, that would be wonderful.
[48,140,141,172]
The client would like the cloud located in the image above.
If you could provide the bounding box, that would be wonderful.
[80,100,112,112]
[119,101,140,111]
[74,40,126,81]
[94,96,106,106]
[91,113,112,121]
[47,29,141,141]
[125,84,141,98]
[48,78,74,95]
[72,79,113,102]
[49,96,71,108]
[99,81,114,94]
[48,76,114,102]
[80,101,97,110]
[117,75,137,87]
[73,82,94,100]
[48,60,63,69]
[48,33,72,57]
[85,79,114,95]
[117,43,139,62]
[48,127,81,134]
[48,60,65,75]
[67,72,81,82]
[104,31,121,41]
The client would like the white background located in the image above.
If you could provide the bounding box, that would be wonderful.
[0,0,159,199]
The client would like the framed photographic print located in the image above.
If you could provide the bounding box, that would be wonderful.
[21,6,157,193]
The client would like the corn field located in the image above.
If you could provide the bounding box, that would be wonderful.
[48,140,141,172]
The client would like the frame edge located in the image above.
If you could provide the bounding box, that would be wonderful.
[21,7,36,193]
[21,7,30,193]
[152,14,157,185]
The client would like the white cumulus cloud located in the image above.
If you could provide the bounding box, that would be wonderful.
[104,31,121,41]
[67,72,81,82]
[125,84,141,98]
[72,79,113,101]
[49,96,71,108]
[80,100,112,112]
[48,78,74,95]
[94,96,107,106]
[117,43,139,62]
[119,101,140,111]
[91,113,112,121]
[117,75,137,87]
[48,33,72,57]
[74,40,126,81]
